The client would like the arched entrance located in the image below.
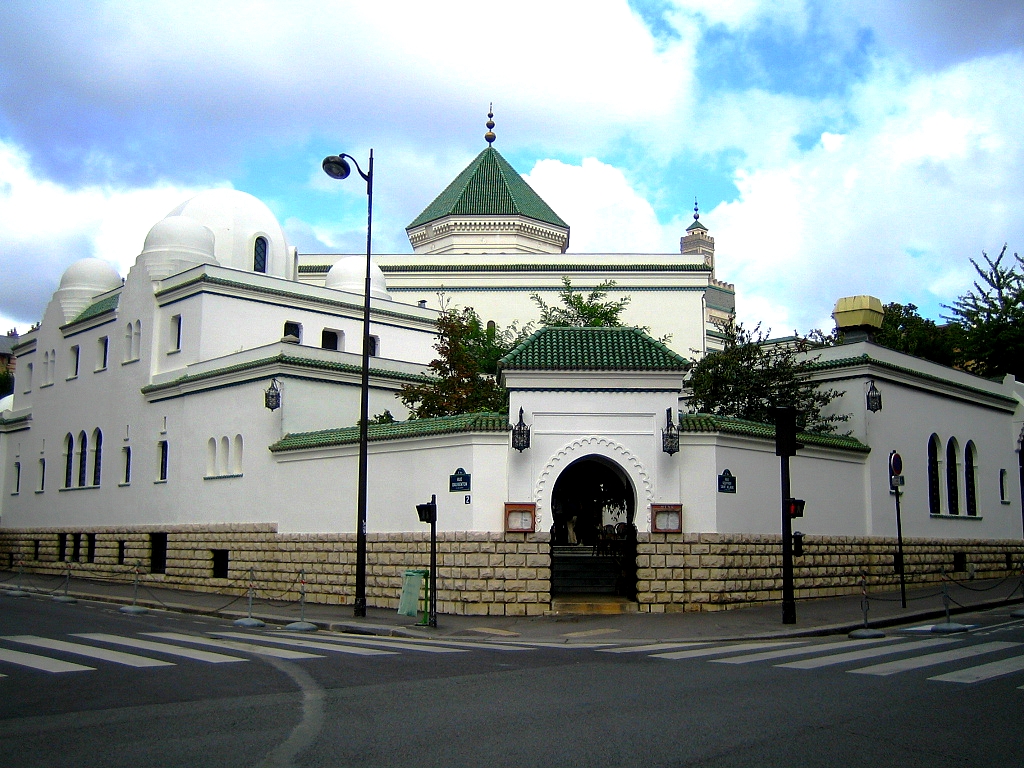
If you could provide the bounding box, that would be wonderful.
[549,456,637,599]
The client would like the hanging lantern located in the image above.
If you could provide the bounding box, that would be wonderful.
[866,380,882,413]
[511,407,531,452]
[264,378,282,411]
[662,407,680,455]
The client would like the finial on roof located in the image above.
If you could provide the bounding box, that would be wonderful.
[693,197,699,222]
[485,104,496,145]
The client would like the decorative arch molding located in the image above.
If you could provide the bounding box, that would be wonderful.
[534,436,654,531]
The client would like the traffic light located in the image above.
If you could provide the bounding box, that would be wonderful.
[774,406,804,457]
[416,497,437,524]
[785,498,805,518]
[792,531,804,557]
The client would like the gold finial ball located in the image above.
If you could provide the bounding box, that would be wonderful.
[485,106,496,144]
[485,130,496,144]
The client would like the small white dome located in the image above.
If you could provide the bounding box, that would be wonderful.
[325,256,391,300]
[165,189,289,277]
[58,258,122,293]
[142,216,218,266]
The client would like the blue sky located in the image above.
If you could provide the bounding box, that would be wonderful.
[1,0,1022,339]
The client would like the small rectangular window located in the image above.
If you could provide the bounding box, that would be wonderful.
[71,533,82,562]
[86,533,96,564]
[57,533,67,562]
[117,540,126,566]
[122,446,132,485]
[170,315,182,352]
[1000,469,1009,502]
[33,540,40,560]
[150,532,168,575]
[321,329,339,350]
[23,362,32,393]
[952,552,967,573]
[368,335,379,357]
[158,440,169,481]
[283,321,302,343]
[69,345,80,378]
[38,458,45,492]
[211,549,229,579]
[12,462,20,494]
[96,336,109,370]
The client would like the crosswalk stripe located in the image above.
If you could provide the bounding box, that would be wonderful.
[849,641,1020,676]
[778,637,960,669]
[929,652,1024,683]
[211,632,400,656]
[601,642,710,654]
[73,634,249,664]
[295,634,530,653]
[1,636,172,668]
[500,641,618,649]
[143,632,326,660]
[713,636,901,664]
[654,640,805,660]
[0,646,94,673]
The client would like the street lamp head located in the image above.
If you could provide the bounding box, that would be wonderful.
[322,155,352,180]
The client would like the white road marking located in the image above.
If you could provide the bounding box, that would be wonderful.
[849,641,1020,676]
[779,638,960,669]
[309,633,531,652]
[211,632,399,656]
[74,633,249,663]
[0,646,94,673]
[930,652,1024,683]
[601,642,710,654]
[654,641,805,660]
[713,636,901,664]
[1,636,172,668]
[143,632,326,660]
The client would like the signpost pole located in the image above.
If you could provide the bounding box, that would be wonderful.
[429,494,437,628]
[890,451,907,609]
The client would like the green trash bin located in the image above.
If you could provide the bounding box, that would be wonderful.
[398,569,429,622]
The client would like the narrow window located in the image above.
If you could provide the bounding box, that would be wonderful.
[206,437,217,477]
[133,320,142,359]
[42,351,50,383]
[12,462,20,494]
[158,440,169,481]
[49,349,56,383]
[927,434,941,515]
[170,315,182,352]
[253,236,268,273]
[283,321,302,343]
[952,552,967,573]
[97,336,109,370]
[211,549,229,579]
[219,436,230,475]
[77,431,88,487]
[64,433,74,488]
[122,446,132,485]
[69,345,80,378]
[149,532,168,574]
[232,434,243,475]
[1000,469,1009,502]
[117,540,126,566]
[33,540,40,560]
[86,533,96,564]
[124,322,134,362]
[946,438,960,515]
[964,441,977,516]
[23,362,32,392]
[71,533,81,562]
[57,533,67,562]
[321,329,339,350]
[38,458,45,492]
[91,428,103,486]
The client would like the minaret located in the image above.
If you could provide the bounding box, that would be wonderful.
[680,198,715,271]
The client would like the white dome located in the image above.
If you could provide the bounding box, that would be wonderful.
[58,258,122,293]
[325,256,391,300]
[165,189,290,277]
[141,216,218,267]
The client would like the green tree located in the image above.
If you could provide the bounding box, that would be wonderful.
[398,307,527,418]
[687,320,848,434]
[0,368,12,399]
[873,302,958,367]
[944,245,1024,380]
[531,277,631,328]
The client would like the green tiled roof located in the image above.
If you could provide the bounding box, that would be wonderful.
[500,327,689,371]
[679,413,870,452]
[407,147,568,230]
[685,219,708,232]
[270,412,509,452]
[68,294,120,325]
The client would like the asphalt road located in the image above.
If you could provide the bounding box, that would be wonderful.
[2,595,1023,768]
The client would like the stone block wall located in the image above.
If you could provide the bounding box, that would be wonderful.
[1,526,1021,615]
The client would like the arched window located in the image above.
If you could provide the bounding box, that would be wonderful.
[64,433,75,488]
[206,438,217,477]
[219,436,230,475]
[946,438,960,515]
[91,428,103,486]
[77,431,88,487]
[134,320,142,359]
[232,435,243,475]
[253,236,268,273]
[964,441,978,516]
[125,322,134,362]
[927,434,941,515]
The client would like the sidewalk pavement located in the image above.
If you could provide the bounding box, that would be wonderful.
[2,568,1022,643]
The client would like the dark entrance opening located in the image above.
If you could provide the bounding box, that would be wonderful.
[550,456,637,599]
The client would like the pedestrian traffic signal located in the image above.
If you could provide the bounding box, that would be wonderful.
[785,498,805,518]
[792,531,804,557]
[775,406,804,457]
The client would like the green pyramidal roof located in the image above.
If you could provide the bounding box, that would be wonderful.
[407,146,568,230]
[500,327,689,372]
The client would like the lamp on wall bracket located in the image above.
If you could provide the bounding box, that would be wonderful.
[511,407,531,452]
[866,380,882,413]
[662,407,680,455]
[264,378,281,411]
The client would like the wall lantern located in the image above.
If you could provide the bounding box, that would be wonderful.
[866,380,882,413]
[662,407,680,455]
[264,378,281,411]
[511,407,531,452]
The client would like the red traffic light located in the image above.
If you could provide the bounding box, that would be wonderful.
[785,498,805,518]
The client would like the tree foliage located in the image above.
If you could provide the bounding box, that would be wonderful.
[531,277,631,328]
[0,368,12,399]
[873,302,958,367]
[686,320,848,434]
[944,245,1024,380]
[397,307,528,419]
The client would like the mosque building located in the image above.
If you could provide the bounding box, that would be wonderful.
[1,117,1022,615]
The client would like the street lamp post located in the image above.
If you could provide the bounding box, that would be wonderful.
[322,150,374,617]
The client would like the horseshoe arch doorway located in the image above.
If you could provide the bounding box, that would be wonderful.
[549,456,637,599]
